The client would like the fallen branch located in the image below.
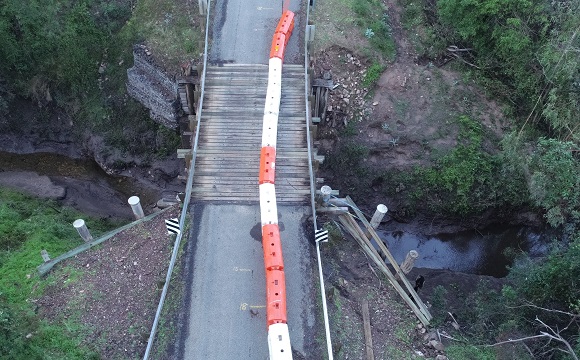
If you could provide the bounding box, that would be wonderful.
[486,317,579,360]
[448,52,481,69]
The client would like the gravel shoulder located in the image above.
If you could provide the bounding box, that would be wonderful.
[36,206,181,359]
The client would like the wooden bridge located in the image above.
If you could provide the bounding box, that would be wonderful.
[189,64,311,203]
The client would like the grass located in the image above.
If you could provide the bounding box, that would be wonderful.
[362,63,385,88]
[125,0,202,70]
[0,187,120,359]
[311,0,396,63]
[70,0,199,159]
[446,345,496,360]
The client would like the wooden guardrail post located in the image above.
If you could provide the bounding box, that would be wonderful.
[73,219,93,242]
[400,250,419,274]
[369,204,388,229]
[320,185,332,205]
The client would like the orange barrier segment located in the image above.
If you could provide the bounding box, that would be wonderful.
[266,269,287,325]
[262,224,284,271]
[259,146,276,184]
[269,33,287,60]
[274,10,295,41]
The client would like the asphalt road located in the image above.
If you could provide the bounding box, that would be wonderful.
[176,1,321,358]
[178,204,319,359]
[210,0,303,64]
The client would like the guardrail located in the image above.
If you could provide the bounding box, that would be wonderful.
[142,1,212,358]
[303,2,334,359]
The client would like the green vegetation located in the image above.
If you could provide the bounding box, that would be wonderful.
[528,138,580,227]
[446,345,496,360]
[0,187,118,359]
[362,63,384,88]
[374,116,528,217]
[351,0,396,61]
[0,0,198,159]
[311,0,396,63]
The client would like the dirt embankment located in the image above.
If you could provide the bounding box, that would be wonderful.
[0,90,185,220]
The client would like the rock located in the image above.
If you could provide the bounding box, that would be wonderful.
[343,98,350,105]
[414,350,425,357]
[373,101,379,106]
[126,47,179,128]
[0,171,66,200]
[429,340,445,351]
[424,331,438,341]
[26,333,33,339]
[436,356,448,360]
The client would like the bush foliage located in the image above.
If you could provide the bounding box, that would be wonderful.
[0,187,117,359]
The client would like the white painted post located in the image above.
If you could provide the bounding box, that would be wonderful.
[40,250,51,262]
[400,250,419,274]
[198,0,207,15]
[369,204,388,229]
[73,219,93,242]
[307,25,316,42]
[128,196,145,220]
[320,185,332,205]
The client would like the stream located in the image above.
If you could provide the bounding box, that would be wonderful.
[378,225,551,277]
[0,151,164,219]
[0,151,551,276]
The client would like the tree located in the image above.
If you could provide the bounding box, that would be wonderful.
[528,138,580,227]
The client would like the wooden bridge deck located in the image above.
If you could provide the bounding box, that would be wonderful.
[191,64,310,203]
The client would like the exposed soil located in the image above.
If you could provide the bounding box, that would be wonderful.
[4,1,537,360]
[310,0,524,359]
[36,206,180,359]
[319,213,509,359]
[311,0,522,230]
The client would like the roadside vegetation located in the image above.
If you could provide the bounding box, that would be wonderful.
[312,0,396,65]
[314,0,580,357]
[0,187,119,359]
[0,0,200,158]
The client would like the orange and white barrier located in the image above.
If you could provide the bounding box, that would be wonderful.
[260,9,295,360]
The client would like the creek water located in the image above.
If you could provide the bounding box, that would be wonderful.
[0,151,161,218]
[1,152,551,275]
[377,225,551,277]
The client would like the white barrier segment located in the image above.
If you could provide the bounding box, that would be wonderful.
[263,113,279,128]
[267,323,293,360]
[262,119,279,148]
[259,183,279,226]
[264,87,281,116]
[269,58,283,83]
[265,84,282,106]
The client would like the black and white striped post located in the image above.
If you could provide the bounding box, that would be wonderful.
[315,228,329,243]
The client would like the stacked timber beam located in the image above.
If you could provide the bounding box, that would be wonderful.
[337,196,433,326]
